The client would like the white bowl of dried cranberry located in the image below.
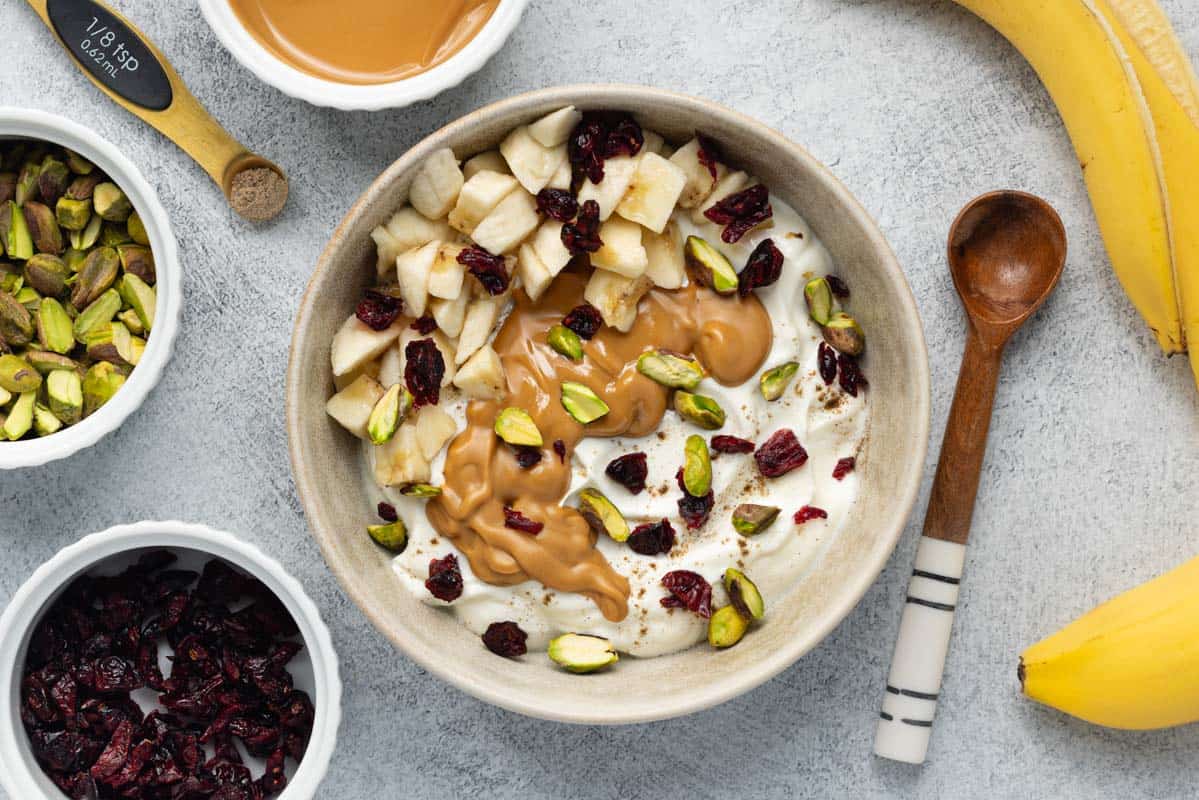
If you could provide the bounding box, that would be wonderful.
[0,521,341,799]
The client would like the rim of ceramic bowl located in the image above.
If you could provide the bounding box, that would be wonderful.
[197,0,531,111]
[288,84,931,723]
[0,520,342,799]
[0,108,181,470]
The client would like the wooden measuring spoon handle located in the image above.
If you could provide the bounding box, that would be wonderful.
[874,326,1004,764]
[25,0,250,191]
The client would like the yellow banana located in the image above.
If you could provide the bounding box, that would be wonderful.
[1095,0,1199,389]
[1020,554,1199,729]
[951,0,1183,353]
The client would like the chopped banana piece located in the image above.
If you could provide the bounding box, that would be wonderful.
[528,106,582,147]
[430,290,470,338]
[500,125,567,194]
[546,158,573,191]
[449,170,519,236]
[325,374,384,439]
[692,170,750,225]
[517,243,554,302]
[592,216,648,278]
[428,243,467,300]
[376,344,402,388]
[395,241,438,318]
[615,152,687,233]
[385,207,452,251]
[456,296,506,365]
[583,270,651,333]
[452,344,505,399]
[471,189,539,255]
[576,155,638,220]
[463,150,510,180]
[373,422,431,487]
[530,221,573,276]
[409,148,463,219]
[330,314,404,377]
[415,404,458,460]
[643,221,686,289]
[669,138,727,209]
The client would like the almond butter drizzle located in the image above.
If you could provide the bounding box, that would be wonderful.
[427,267,774,622]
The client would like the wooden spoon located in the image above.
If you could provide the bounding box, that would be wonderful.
[25,0,288,221]
[874,191,1066,764]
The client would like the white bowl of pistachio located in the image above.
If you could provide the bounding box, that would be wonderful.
[0,108,180,469]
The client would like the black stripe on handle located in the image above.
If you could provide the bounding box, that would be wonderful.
[46,0,173,111]
[886,685,939,701]
[906,596,955,612]
[912,569,960,585]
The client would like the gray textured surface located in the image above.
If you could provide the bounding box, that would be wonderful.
[2,1,1198,797]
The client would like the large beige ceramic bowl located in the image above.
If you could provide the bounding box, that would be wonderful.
[287,85,930,724]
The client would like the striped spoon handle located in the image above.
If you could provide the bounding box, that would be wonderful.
[873,536,967,763]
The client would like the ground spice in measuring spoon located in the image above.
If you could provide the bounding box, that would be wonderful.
[230,166,288,221]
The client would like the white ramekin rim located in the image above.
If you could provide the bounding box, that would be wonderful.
[0,108,181,470]
[0,520,342,800]
[197,0,531,111]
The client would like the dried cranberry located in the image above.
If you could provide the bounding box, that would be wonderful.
[561,199,603,254]
[604,115,644,158]
[833,457,856,480]
[818,342,838,385]
[675,468,715,529]
[696,133,723,182]
[457,245,510,295]
[704,184,773,243]
[562,303,603,339]
[660,570,713,618]
[411,314,438,334]
[377,502,398,522]
[628,519,676,555]
[536,188,578,222]
[482,621,528,657]
[754,429,809,478]
[711,435,755,454]
[826,274,850,298]
[258,747,288,794]
[794,505,829,524]
[355,289,402,331]
[568,112,644,185]
[553,439,567,463]
[513,446,542,469]
[605,452,648,494]
[838,353,867,397]
[503,506,544,535]
[404,338,445,408]
[425,555,464,602]
[738,238,784,296]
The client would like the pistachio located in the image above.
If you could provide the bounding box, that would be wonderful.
[36,158,70,206]
[723,568,765,620]
[33,403,63,437]
[561,381,609,424]
[24,253,69,297]
[128,336,145,366]
[14,286,40,311]
[759,361,799,401]
[116,273,156,331]
[36,298,74,354]
[0,291,33,347]
[547,633,619,673]
[0,386,9,406]
[47,369,83,424]
[3,391,35,440]
[547,323,583,360]
[822,312,865,356]
[100,221,131,248]
[708,605,749,648]
[72,288,121,342]
[684,235,738,295]
[64,149,94,175]
[126,211,149,246]
[15,162,40,206]
[85,321,136,366]
[118,308,144,336]
[65,173,102,201]
[577,488,630,542]
[55,197,92,231]
[82,361,125,416]
[2,201,33,261]
[367,519,408,552]
[117,244,155,285]
[674,391,725,430]
[399,483,442,497]
[0,354,40,393]
[0,264,21,294]
[731,503,781,536]
[93,182,132,222]
[367,384,412,445]
[0,173,14,205]
[22,201,63,255]
[71,247,119,309]
[69,213,101,251]
[26,349,77,374]
[636,350,704,390]
[494,407,543,447]
[63,248,87,273]
[683,434,712,496]
[804,277,834,325]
